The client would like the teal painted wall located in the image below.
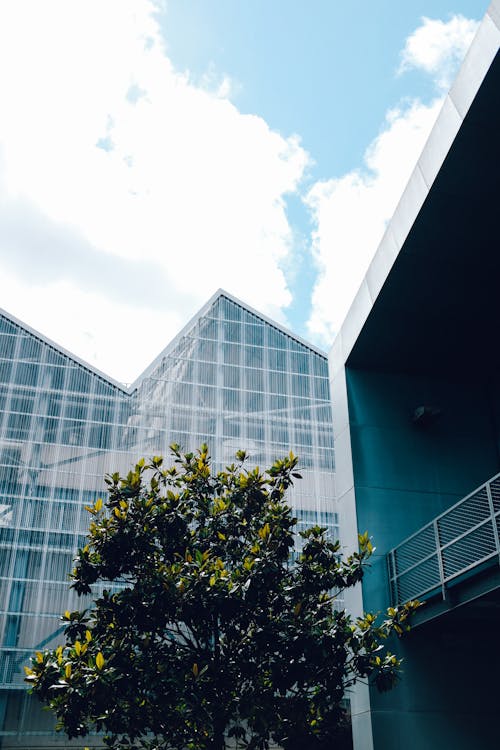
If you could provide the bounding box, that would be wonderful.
[346,366,500,750]
[347,368,499,607]
[369,610,500,750]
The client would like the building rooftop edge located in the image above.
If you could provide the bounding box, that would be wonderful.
[0,305,130,394]
[329,0,500,374]
[129,288,328,391]
[0,289,328,396]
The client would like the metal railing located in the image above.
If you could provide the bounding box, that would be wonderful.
[388,472,500,605]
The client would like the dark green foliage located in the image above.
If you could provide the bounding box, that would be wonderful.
[26,446,418,750]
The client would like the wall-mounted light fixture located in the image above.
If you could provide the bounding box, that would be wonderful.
[412,405,443,427]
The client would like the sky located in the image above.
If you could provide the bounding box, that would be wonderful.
[0,0,489,383]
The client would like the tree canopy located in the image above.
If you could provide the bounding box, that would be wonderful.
[26,446,418,750]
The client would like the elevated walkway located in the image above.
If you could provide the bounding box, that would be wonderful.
[388,472,500,624]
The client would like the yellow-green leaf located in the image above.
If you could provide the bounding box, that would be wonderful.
[209,575,216,587]
[96,652,105,670]
[24,666,33,676]
[192,662,198,677]
[74,641,82,656]
[36,652,43,664]
[258,523,270,540]
[65,663,71,678]
[95,498,103,512]
[85,630,92,643]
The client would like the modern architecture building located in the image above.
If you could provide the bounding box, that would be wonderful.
[330,3,499,749]
[0,290,336,748]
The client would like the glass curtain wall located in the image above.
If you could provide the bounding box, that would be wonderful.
[131,294,337,543]
[0,293,336,747]
[0,313,132,743]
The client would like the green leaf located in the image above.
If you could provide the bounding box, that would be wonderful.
[26,446,416,749]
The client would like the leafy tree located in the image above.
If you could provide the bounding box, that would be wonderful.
[26,446,418,750]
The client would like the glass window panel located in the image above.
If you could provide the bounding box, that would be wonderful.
[290,351,310,375]
[296,428,312,447]
[45,348,65,366]
[222,343,240,366]
[223,417,240,438]
[245,391,264,413]
[270,422,289,444]
[46,364,66,390]
[268,348,287,371]
[198,361,217,386]
[19,336,42,361]
[197,385,216,409]
[223,366,240,389]
[197,338,217,362]
[318,449,335,470]
[266,327,286,349]
[10,395,34,414]
[223,388,240,411]
[0,334,16,359]
[244,346,263,368]
[313,377,329,400]
[270,371,286,394]
[269,393,286,412]
[244,323,264,347]
[247,420,264,441]
[245,368,264,392]
[0,360,13,383]
[0,317,17,335]
[222,321,241,343]
[221,299,241,321]
[312,355,328,377]
[291,374,310,398]
[197,317,219,340]
[65,399,88,421]
[15,362,40,387]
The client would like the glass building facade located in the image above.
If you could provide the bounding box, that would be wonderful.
[0,290,336,747]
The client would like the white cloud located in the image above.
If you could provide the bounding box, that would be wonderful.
[0,270,179,386]
[305,98,442,345]
[305,13,478,348]
[0,0,309,382]
[399,15,479,91]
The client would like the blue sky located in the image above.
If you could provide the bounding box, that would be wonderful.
[0,0,490,381]
[161,0,487,335]
[163,0,483,175]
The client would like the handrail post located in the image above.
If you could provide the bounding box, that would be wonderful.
[486,479,500,565]
[388,549,397,605]
[433,519,446,601]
